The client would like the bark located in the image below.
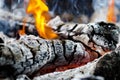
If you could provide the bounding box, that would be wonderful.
[0,16,119,80]
[48,16,120,55]
[0,33,96,78]
[33,46,120,80]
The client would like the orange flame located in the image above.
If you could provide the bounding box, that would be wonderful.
[107,0,116,23]
[18,18,26,35]
[26,0,58,39]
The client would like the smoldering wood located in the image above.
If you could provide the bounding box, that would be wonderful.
[33,59,98,80]
[32,46,120,80]
[8,16,119,54]
[0,30,119,80]
[0,33,97,78]
[48,16,120,55]
[1,14,119,54]
[0,16,119,80]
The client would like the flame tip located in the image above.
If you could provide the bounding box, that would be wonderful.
[27,0,57,39]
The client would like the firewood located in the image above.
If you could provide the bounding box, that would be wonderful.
[33,46,120,80]
[0,16,119,79]
[48,16,120,55]
[0,33,98,79]
[13,16,119,55]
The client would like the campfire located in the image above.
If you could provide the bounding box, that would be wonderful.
[0,0,120,80]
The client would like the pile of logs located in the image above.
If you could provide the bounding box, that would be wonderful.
[0,15,120,80]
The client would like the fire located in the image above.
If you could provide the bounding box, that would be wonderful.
[107,0,116,23]
[26,0,58,39]
[18,18,26,35]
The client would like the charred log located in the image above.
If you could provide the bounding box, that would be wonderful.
[0,33,97,78]
[48,16,120,55]
[33,46,120,80]
[93,47,120,80]
[0,15,119,53]
[0,16,119,79]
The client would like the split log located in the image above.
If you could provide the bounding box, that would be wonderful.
[0,32,98,79]
[48,16,120,55]
[33,46,120,80]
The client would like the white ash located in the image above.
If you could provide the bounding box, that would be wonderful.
[48,16,120,52]
[0,34,91,77]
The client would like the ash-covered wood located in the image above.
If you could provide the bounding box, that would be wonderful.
[0,33,96,79]
[0,16,120,79]
[33,46,120,80]
[48,16,120,55]
[6,16,119,55]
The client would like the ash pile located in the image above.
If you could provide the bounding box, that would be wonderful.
[0,0,120,80]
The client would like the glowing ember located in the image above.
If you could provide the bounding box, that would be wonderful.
[107,0,116,23]
[26,0,58,39]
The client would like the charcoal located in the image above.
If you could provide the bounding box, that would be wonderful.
[93,47,120,80]
[15,21,38,36]
[48,17,120,55]
[0,33,94,78]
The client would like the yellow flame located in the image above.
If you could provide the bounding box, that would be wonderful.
[26,0,58,39]
[107,0,116,23]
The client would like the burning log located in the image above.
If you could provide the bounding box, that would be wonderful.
[48,16,120,55]
[0,32,98,79]
[0,16,119,79]
[33,46,120,80]
[8,16,119,53]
